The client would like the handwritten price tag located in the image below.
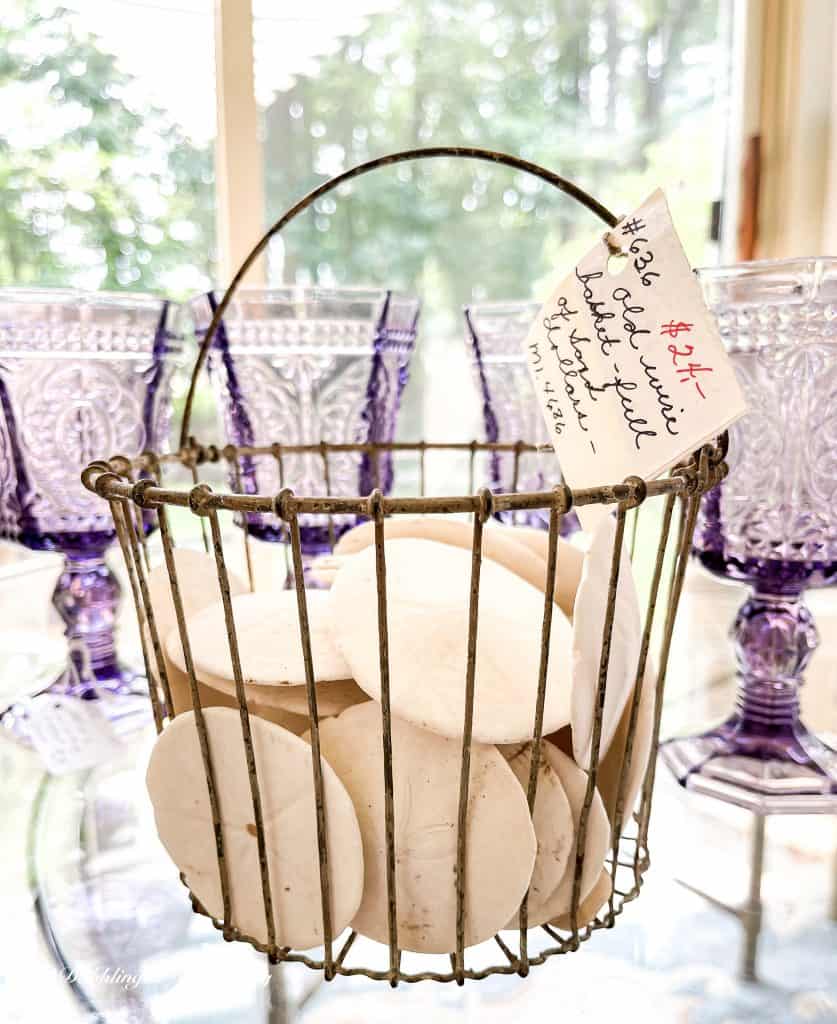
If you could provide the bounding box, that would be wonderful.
[524,189,746,530]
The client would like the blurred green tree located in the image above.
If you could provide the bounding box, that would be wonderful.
[0,0,215,294]
[262,0,724,308]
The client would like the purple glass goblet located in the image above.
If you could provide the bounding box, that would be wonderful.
[464,301,579,534]
[661,259,837,812]
[0,289,179,726]
[190,287,419,586]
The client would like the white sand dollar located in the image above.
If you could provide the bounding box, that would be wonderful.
[308,554,344,588]
[499,742,573,927]
[199,672,367,718]
[503,741,609,924]
[164,660,313,734]
[146,548,247,645]
[572,515,642,769]
[502,525,586,620]
[144,549,248,717]
[315,702,536,953]
[330,539,573,743]
[168,589,350,687]
[163,586,363,718]
[333,516,569,598]
[146,707,364,950]
[550,866,613,930]
[596,660,657,827]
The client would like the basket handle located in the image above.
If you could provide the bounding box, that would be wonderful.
[179,145,618,450]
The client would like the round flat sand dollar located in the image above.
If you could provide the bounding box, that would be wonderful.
[572,515,642,770]
[499,742,573,927]
[596,660,656,828]
[164,660,312,734]
[170,589,350,687]
[330,539,573,743]
[334,516,560,601]
[334,516,585,621]
[144,549,248,717]
[146,548,247,644]
[199,672,367,718]
[516,741,609,923]
[501,525,586,620]
[308,554,344,588]
[315,702,536,953]
[146,707,363,950]
[550,866,613,930]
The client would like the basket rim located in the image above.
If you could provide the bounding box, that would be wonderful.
[81,436,725,517]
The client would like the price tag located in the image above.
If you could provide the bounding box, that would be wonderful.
[524,189,746,530]
[27,694,122,775]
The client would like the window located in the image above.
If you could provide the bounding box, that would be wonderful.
[253,1,734,439]
[0,0,736,442]
[0,0,217,295]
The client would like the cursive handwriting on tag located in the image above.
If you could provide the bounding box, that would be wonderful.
[524,189,746,530]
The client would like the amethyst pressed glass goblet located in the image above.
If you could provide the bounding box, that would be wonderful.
[0,289,179,721]
[661,259,837,812]
[191,287,419,585]
[464,301,578,533]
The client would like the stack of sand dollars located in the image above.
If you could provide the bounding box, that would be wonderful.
[144,514,654,954]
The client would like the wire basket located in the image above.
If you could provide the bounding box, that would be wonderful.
[82,148,727,986]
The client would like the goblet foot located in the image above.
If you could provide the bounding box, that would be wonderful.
[661,718,837,814]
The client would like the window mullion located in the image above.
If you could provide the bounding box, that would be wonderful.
[214,0,265,285]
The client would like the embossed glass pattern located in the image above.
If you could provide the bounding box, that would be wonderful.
[0,289,179,726]
[191,287,419,576]
[464,301,577,532]
[662,259,837,812]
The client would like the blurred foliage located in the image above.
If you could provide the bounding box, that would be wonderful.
[0,0,726,309]
[264,0,726,310]
[0,0,215,295]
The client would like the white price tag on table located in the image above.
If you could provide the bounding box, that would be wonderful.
[27,693,122,775]
[524,189,746,530]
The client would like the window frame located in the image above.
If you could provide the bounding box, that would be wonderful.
[213,0,835,280]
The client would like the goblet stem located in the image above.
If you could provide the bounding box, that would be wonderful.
[283,530,336,590]
[731,589,813,738]
[51,537,134,695]
[661,586,837,799]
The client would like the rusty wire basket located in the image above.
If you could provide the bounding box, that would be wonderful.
[81,148,727,986]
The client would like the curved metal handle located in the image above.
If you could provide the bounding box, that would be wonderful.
[179,146,619,450]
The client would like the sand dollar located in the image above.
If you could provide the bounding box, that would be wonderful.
[499,741,574,927]
[572,515,642,769]
[595,660,657,828]
[168,589,350,686]
[333,516,582,613]
[515,741,610,923]
[502,525,586,620]
[146,707,363,950]
[550,866,613,930]
[315,702,536,953]
[145,548,248,642]
[330,538,573,743]
[144,549,248,717]
[199,672,367,719]
[163,660,313,734]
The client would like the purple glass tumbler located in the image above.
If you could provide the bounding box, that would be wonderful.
[661,259,837,811]
[0,289,179,724]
